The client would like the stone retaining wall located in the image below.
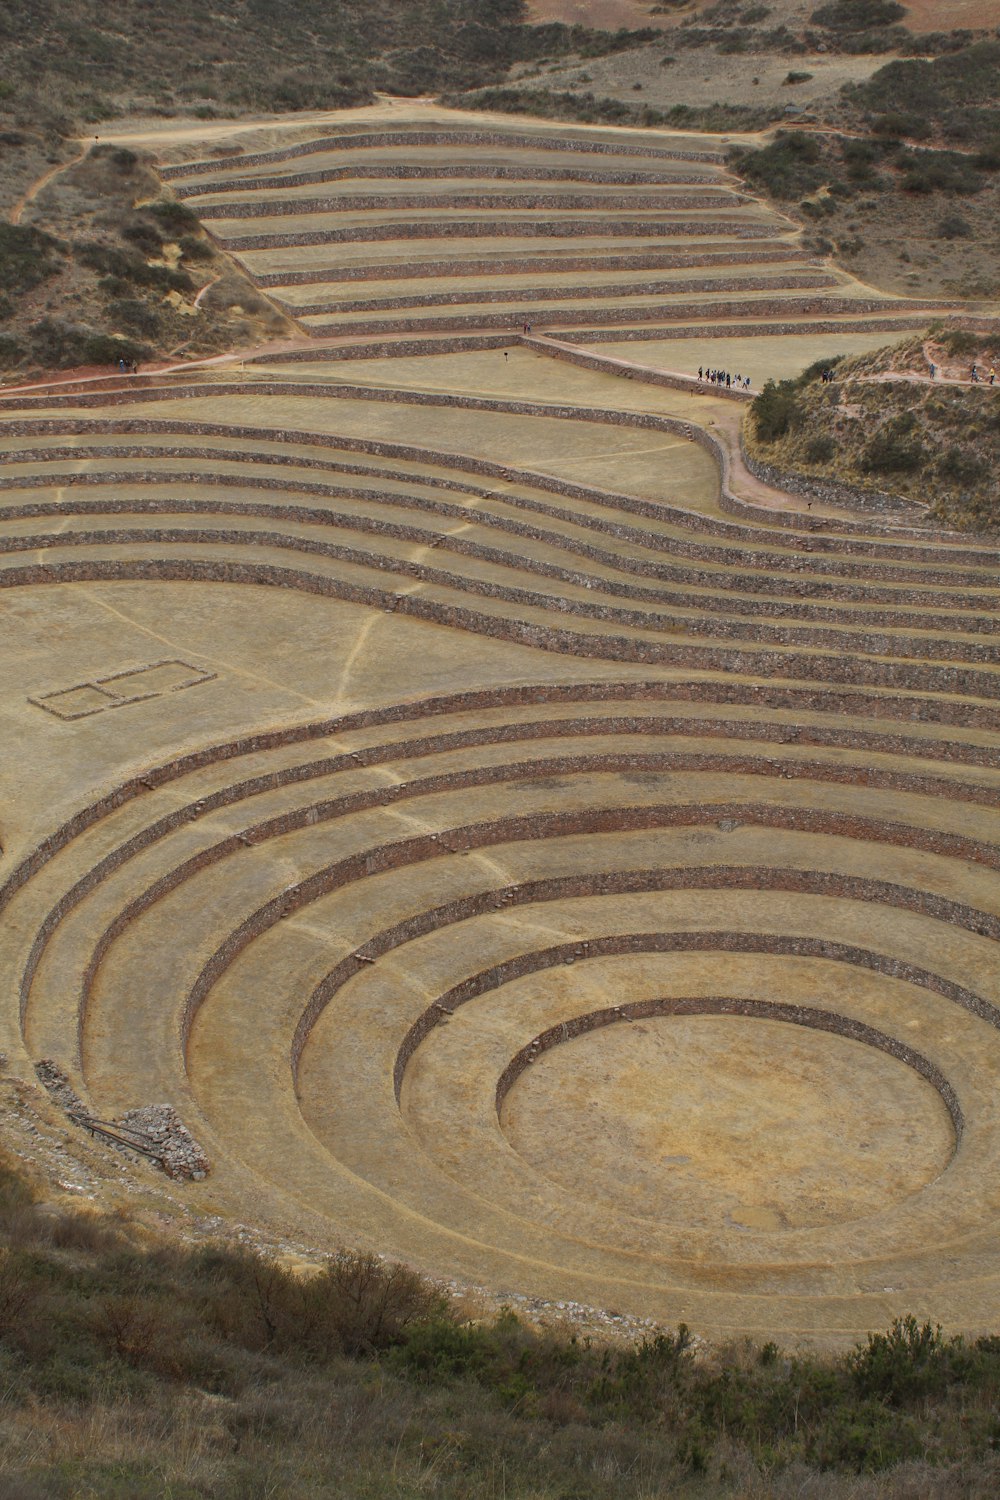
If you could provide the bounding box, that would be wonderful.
[6,556,1000,702]
[7,501,996,660]
[200,191,741,220]
[45,765,1000,1054]
[740,434,928,522]
[2,407,995,572]
[6,674,998,941]
[14,703,1000,1037]
[218,217,774,250]
[299,295,927,340]
[159,129,726,182]
[282,272,836,319]
[176,163,722,199]
[553,314,939,347]
[103,789,1000,1058]
[0,452,986,604]
[527,335,750,402]
[391,917,998,1098]
[250,245,806,287]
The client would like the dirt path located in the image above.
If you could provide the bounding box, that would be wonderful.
[83,97,753,159]
[9,144,87,226]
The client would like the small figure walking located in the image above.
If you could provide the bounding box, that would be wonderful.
[503,350,508,362]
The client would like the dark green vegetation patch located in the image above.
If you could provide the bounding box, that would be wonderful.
[4,1152,1000,1496]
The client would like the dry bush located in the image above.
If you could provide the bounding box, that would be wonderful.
[314,1250,446,1356]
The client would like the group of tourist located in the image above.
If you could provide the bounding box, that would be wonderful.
[817,367,837,384]
[971,364,997,385]
[697,367,751,390]
[116,357,140,375]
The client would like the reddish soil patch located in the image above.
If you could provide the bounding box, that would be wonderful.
[902,0,997,28]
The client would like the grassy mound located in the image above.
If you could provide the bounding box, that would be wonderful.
[745,329,1000,531]
[3,1150,1000,1497]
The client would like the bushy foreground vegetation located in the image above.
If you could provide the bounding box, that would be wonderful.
[4,1153,1000,1498]
[747,331,1000,531]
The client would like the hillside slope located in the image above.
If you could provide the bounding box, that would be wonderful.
[745,328,1000,529]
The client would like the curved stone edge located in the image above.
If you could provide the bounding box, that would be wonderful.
[250,244,806,288]
[739,434,930,524]
[175,163,725,199]
[200,190,743,221]
[216,218,777,251]
[158,129,727,183]
[2,405,992,569]
[6,481,992,632]
[494,995,964,1143]
[7,672,997,918]
[391,924,997,1105]
[6,556,1000,700]
[280,271,837,320]
[294,294,931,340]
[8,520,1000,666]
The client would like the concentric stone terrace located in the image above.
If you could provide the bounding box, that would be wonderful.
[0,109,997,1344]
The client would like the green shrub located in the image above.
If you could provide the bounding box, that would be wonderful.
[178,234,214,262]
[798,355,845,385]
[899,151,983,195]
[0,332,26,365]
[938,446,989,484]
[108,299,162,338]
[848,1315,969,1404]
[0,224,63,297]
[146,199,200,232]
[805,435,836,462]
[939,329,981,355]
[729,131,825,199]
[90,144,138,170]
[860,416,926,474]
[121,220,164,257]
[751,379,806,441]
[316,1251,445,1355]
[812,0,905,26]
[21,320,152,370]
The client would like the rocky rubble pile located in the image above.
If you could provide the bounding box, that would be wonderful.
[118,1105,210,1181]
[34,1058,90,1122]
[33,1062,209,1180]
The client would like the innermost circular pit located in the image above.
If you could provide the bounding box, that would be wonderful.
[499,1011,956,1232]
